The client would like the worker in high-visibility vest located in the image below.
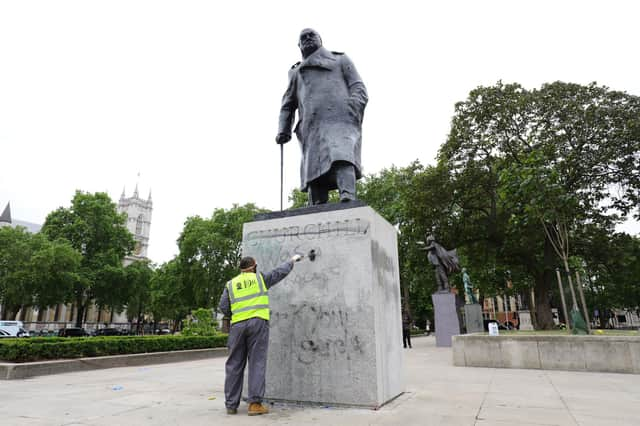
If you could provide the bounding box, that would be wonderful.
[218,254,302,416]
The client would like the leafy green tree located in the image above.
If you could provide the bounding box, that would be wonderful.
[0,226,41,318]
[42,191,135,327]
[442,81,640,329]
[124,260,154,332]
[30,235,82,309]
[0,226,81,319]
[573,226,640,327]
[177,203,268,310]
[502,82,639,310]
[149,259,188,332]
[439,82,548,325]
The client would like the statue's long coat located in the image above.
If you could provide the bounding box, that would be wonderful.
[278,47,368,191]
[427,243,461,274]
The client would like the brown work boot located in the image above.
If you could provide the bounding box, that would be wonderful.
[247,402,269,416]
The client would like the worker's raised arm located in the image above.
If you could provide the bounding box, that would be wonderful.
[262,255,302,289]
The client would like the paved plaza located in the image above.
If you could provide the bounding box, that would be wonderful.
[1,336,638,425]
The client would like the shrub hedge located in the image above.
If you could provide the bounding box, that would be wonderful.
[0,335,228,363]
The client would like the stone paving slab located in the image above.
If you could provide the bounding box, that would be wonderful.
[1,336,638,425]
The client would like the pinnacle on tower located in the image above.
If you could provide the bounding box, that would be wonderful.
[133,183,139,198]
[0,202,11,224]
[147,189,152,202]
[120,187,126,201]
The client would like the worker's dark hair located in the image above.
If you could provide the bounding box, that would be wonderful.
[239,256,256,270]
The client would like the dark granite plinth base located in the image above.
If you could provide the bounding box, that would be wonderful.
[464,304,484,333]
[254,200,366,221]
[432,292,461,347]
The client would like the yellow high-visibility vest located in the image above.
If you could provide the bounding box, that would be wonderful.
[228,272,270,324]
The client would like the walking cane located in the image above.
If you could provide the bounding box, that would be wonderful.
[280,143,284,211]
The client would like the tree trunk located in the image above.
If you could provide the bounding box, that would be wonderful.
[530,307,538,329]
[402,281,411,317]
[533,236,556,330]
[137,302,144,334]
[75,297,85,328]
[529,288,538,329]
[172,318,181,333]
[599,307,609,329]
[2,304,21,321]
[534,281,554,329]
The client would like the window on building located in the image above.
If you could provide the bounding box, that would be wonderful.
[136,214,144,236]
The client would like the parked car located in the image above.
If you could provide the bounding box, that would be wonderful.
[93,328,122,336]
[0,320,29,337]
[0,329,14,338]
[58,327,88,337]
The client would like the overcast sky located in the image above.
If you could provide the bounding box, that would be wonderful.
[1,0,639,264]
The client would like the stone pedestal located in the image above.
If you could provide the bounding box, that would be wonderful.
[518,310,534,330]
[464,304,484,333]
[242,202,404,408]
[432,292,461,347]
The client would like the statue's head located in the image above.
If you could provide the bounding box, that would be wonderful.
[298,28,322,58]
[425,234,435,244]
[462,268,467,273]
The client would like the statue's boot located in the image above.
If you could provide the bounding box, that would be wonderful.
[340,190,355,202]
[335,161,356,202]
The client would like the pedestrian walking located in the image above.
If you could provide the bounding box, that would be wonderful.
[218,254,302,416]
[402,310,413,349]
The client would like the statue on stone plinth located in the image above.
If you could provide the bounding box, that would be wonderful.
[276,28,368,205]
[424,235,460,292]
[462,268,478,304]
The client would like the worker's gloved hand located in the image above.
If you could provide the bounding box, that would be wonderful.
[291,254,303,263]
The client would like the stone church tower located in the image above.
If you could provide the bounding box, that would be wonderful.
[118,184,153,264]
